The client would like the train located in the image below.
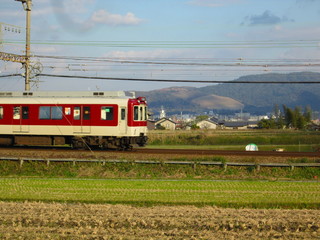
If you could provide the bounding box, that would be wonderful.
[0,91,148,150]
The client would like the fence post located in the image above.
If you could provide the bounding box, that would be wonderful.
[223,162,227,172]
[256,164,261,172]
[19,158,23,168]
[193,162,197,171]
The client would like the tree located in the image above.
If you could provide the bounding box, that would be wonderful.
[195,115,209,123]
[304,106,312,122]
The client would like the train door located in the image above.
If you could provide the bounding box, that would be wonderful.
[12,106,29,133]
[119,107,127,135]
[73,106,91,134]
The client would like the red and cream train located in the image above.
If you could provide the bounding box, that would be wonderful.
[0,91,148,149]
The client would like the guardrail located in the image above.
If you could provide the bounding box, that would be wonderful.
[1,157,319,171]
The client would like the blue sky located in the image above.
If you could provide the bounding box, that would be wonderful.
[0,0,320,91]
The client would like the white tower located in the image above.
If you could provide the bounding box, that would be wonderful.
[160,106,166,119]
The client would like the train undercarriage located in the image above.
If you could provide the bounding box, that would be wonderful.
[0,134,148,150]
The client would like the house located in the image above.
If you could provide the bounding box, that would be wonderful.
[196,119,218,130]
[147,120,156,130]
[155,118,177,130]
[223,121,249,130]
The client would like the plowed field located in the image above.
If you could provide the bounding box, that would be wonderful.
[0,202,319,240]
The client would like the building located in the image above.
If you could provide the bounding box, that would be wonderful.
[196,119,218,130]
[155,118,177,130]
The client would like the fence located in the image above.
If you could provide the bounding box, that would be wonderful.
[1,157,319,171]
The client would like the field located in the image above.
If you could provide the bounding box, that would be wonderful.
[0,129,319,239]
[0,201,319,240]
[0,178,319,208]
[147,129,320,152]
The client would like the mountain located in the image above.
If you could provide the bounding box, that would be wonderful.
[135,72,320,114]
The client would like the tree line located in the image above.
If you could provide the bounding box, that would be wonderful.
[258,105,312,130]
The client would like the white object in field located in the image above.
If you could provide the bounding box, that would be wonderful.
[245,143,258,151]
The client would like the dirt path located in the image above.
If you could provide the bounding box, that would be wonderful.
[0,201,319,239]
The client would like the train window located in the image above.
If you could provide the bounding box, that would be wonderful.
[145,106,148,120]
[39,106,62,120]
[74,107,80,120]
[101,107,113,120]
[121,108,126,120]
[83,107,90,120]
[13,106,21,120]
[65,107,71,115]
[0,107,3,119]
[22,107,29,119]
[39,107,50,119]
[51,107,63,120]
[134,106,139,121]
[140,107,143,121]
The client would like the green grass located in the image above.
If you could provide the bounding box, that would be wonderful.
[147,130,320,152]
[146,144,316,152]
[0,178,319,209]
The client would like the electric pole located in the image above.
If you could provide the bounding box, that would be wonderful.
[15,0,32,91]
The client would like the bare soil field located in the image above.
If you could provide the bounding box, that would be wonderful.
[0,201,319,240]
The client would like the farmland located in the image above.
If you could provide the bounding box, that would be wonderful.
[0,201,319,240]
[147,129,320,152]
[0,129,319,239]
[0,178,319,208]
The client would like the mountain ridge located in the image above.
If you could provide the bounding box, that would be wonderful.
[134,72,320,114]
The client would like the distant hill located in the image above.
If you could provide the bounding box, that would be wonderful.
[135,72,320,114]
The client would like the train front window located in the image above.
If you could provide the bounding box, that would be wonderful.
[140,107,143,121]
[101,107,113,120]
[134,106,139,121]
[145,106,148,120]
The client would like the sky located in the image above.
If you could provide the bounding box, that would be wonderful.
[0,0,320,92]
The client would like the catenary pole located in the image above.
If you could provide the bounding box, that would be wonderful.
[15,0,31,91]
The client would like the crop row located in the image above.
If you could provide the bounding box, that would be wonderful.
[0,178,319,208]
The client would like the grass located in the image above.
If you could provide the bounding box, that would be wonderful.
[1,160,319,181]
[146,144,316,152]
[0,178,319,209]
[147,129,320,152]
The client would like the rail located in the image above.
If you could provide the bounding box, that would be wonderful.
[1,157,319,170]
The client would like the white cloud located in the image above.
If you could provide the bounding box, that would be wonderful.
[90,10,143,26]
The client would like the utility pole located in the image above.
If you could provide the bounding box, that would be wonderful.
[15,0,32,91]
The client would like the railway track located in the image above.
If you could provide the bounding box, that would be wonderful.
[0,146,319,158]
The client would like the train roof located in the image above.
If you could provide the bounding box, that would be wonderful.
[0,91,130,98]
[0,91,147,105]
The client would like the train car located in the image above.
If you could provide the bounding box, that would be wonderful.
[0,91,148,150]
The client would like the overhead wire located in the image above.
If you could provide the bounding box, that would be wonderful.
[37,73,320,84]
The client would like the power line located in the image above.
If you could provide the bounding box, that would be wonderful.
[37,73,320,84]
[0,73,21,78]
[2,39,320,49]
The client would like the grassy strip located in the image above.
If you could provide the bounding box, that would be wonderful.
[146,144,316,152]
[1,160,319,180]
[148,130,320,151]
[0,178,319,209]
